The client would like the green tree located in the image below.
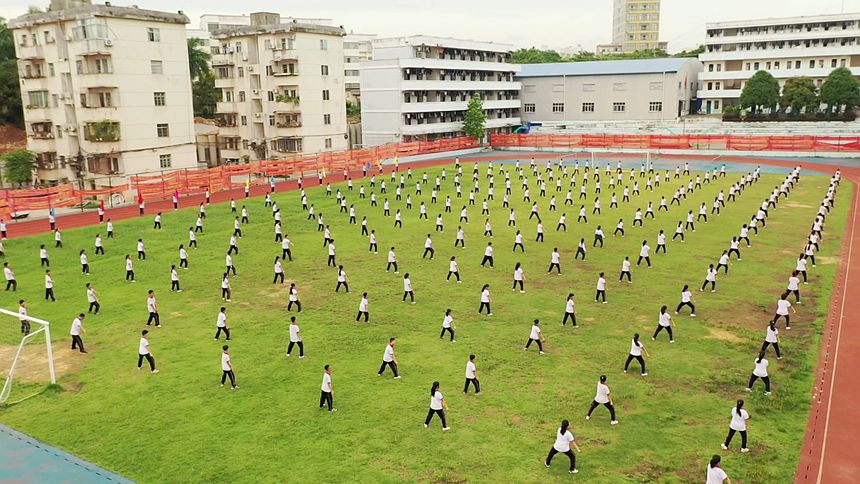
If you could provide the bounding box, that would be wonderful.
[510,48,563,64]
[739,70,780,113]
[187,37,211,80]
[0,17,23,128]
[463,93,486,142]
[192,71,219,118]
[780,77,818,114]
[673,45,705,58]
[1,149,35,186]
[819,67,860,113]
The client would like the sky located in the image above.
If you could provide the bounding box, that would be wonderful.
[4,0,860,52]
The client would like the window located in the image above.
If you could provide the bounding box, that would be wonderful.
[322,89,330,101]
[266,65,273,76]
[753,62,759,70]
[238,91,246,102]
[612,102,626,112]
[323,114,331,125]
[240,115,247,126]
[147,28,160,42]
[44,31,54,44]
[268,115,275,126]
[159,154,171,168]
[795,60,801,69]
[80,93,88,107]
[320,39,328,50]
[582,102,595,112]
[150,60,163,74]
[523,103,536,113]
[98,91,113,107]
[156,123,169,137]
[321,65,329,75]
[774,61,780,69]
[708,64,714,72]
[832,59,838,68]
[56,125,63,139]
[234,42,242,53]
[649,101,662,112]
[51,94,58,107]
[224,91,233,102]
[268,91,275,102]
[154,92,165,106]
[95,58,111,73]
[582,83,596,92]
[325,138,332,149]
[551,103,564,113]
[49,63,54,76]
[27,90,49,108]
[345,69,360,76]
[238,67,244,77]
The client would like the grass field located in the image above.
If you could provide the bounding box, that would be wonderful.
[0,158,850,483]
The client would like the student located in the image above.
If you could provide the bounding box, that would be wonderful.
[402,273,415,303]
[554,213,567,232]
[614,219,625,237]
[106,219,114,238]
[545,419,581,474]
[17,300,30,335]
[673,221,685,242]
[170,265,181,292]
[188,227,198,249]
[447,256,461,282]
[747,351,771,395]
[761,321,783,359]
[481,243,494,267]
[40,245,50,267]
[560,293,578,327]
[54,229,63,248]
[619,256,632,282]
[773,292,796,329]
[378,338,400,378]
[423,235,435,259]
[722,400,750,453]
[386,246,399,273]
[701,264,717,292]
[478,284,492,316]
[536,221,544,242]
[440,309,455,342]
[786,271,802,303]
[70,313,86,353]
[593,226,605,247]
[137,330,158,373]
[524,319,546,354]
[3,262,15,291]
[44,270,55,301]
[512,262,525,293]
[652,305,674,342]
[287,283,302,312]
[424,381,450,430]
[273,257,285,284]
[336,265,349,293]
[125,255,136,282]
[214,307,230,340]
[728,237,742,261]
[623,333,649,375]
[287,316,304,358]
[595,272,607,303]
[356,292,369,322]
[586,375,618,424]
[241,206,249,224]
[327,240,337,267]
[716,251,730,274]
[320,365,335,412]
[484,219,494,237]
[220,273,232,301]
[137,239,146,260]
[676,285,696,316]
[796,254,809,284]
[705,455,731,484]
[153,212,162,230]
[86,283,100,315]
[179,245,188,269]
[219,345,238,389]
[548,248,562,274]
[513,231,525,252]
[281,235,293,261]
[575,238,587,260]
[94,234,104,255]
[637,240,652,267]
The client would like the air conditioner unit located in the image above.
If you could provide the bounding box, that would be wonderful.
[104,39,113,47]
[66,126,77,133]
[252,89,259,95]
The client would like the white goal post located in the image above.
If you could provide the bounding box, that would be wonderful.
[558,150,652,168]
[0,307,56,404]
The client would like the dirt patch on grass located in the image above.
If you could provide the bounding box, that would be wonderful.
[782,201,812,209]
[815,256,839,265]
[0,343,84,383]
[705,327,743,343]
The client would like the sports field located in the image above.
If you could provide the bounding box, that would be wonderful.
[0,157,850,482]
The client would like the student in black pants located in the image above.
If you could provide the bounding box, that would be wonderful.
[722,399,750,452]
[747,351,771,395]
[137,330,158,373]
[562,293,577,327]
[586,375,618,424]
[220,345,237,389]
[424,381,449,430]
[545,419,581,474]
[464,354,480,394]
[623,333,649,376]
[440,309,455,342]
[320,365,335,412]
[761,321,782,359]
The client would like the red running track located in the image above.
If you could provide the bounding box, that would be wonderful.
[3,151,858,482]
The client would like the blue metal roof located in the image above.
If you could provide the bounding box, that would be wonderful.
[517,58,693,78]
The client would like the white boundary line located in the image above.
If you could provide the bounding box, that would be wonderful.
[816,178,858,483]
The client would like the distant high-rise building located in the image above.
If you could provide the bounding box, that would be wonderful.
[607,0,666,53]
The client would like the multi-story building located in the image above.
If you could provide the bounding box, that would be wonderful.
[606,0,667,53]
[211,12,348,162]
[343,33,375,103]
[697,13,860,114]
[10,0,197,187]
[191,14,334,55]
[360,35,521,147]
[518,58,702,122]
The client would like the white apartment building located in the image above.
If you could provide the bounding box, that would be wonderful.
[607,0,667,53]
[10,0,197,187]
[698,13,860,114]
[344,33,375,103]
[190,14,333,55]
[360,35,521,147]
[211,13,348,161]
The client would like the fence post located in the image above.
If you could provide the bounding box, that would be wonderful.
[78,178,84,213]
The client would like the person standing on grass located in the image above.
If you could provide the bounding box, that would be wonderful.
[728,237,742,261]
[221,273,232,302]
[228,235,239,256]
[652,305,674,342]
[722,400,750,453]
[336,266,349,293]
[54,229,63,248]
[674,221,685,242]
[524,319,546,354]
[586,375,618,425]
[557,213,567,232]
[273,257,285,284]
[747,352,771,395]
[327,240,337,267]
[170,265,181,292]
[288,283,301,312]
[402,273,416,304]
[761,321,783,359]
[716,251,730,274]
[220,345,237,389]
[787,271,802,303]
[595,272,607,303]
[701,264,717,292]
[287,316,304,358]
[4,262,16,291]
[706,455,731,484]
[773,292,796,329]
[481,242,494,268]
[214,307,230,341]
[40,245,50,267]
[18,300,30,335]
[86,283,100,315]
[513,230,525,252]
[107,219,114,238]
[44,270,55,302]
[423,235,435,259]
[479,284,492,316]
[179,245,188,269]
[637,240,652,267]
[618,256,632,283]
[675,285,696,316]
[95,234,104,255]
[356,292,369,322]
[548,248,562,274]
[512,263,526,293]
[464,354,480,394]
[796,254,809,284]
[614,219,625,237]
[424,381,450,430]
[137,239,146,260]
[320,365,335,412]
[593,226,605,248]
[575,238,587,260]
[545,419,581,474]
[447,256,461,283]
[70,313,86,353]
[188,228,198,249]
[484,219,494,237]
[440,309,455,342]
[624,333,649,376]
[153,212,162,230]
[137,330,157,372]
[146,290,160,327]
[562,293,578,327]
[378,338,400,379]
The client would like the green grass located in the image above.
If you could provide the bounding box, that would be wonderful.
[0,161,850,483]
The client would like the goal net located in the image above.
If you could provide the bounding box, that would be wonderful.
[0,307,56,405]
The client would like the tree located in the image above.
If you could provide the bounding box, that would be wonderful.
[820,67,860,113]
[192,72,219,118]
[0,17,23,128]
[187,37,211,81]
[739,70,780,113]
[1,149,35,186]
[510,48,563,64]
[673,45,705,58]
[463,93,486,142]
[780,77,818,114]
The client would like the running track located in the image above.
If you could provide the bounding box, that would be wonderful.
[2,151,857,482]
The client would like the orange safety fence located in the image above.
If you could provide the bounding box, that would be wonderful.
[0,137,478,219]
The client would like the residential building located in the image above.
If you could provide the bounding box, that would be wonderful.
[211,12,348,161]
[194,121,220,167]
[360,35,521,147]
[10,0,197,187]
[609,0,667,53]
[698,13,860,114]
[343,33,375,103]
[517,58,702,122]
[191,14,334,55]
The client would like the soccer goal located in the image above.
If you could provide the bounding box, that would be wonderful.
[0,307,56,405]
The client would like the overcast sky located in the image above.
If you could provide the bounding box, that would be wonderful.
[4,0,860,52]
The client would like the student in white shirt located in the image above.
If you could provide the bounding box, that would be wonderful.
[545,419,581,473]
[512,262,525,293]
[619,256,632,282]
[747,351,771,395]
[786,271,802,303]
[701,264,718,292]
[214,306,230,340]
[319,365,335,412]
[106,219,114,238]
[575,238,587,260]
[177,244,188,269]
[288,283,302,312]
[402,273,415,303]
[705,455,731,484]
[722,400,750,452]
[335,265,349,293]
[772,292,796,329]
[220,345,237,389]
[561,293,578,327]
[484,219,494,237]
[637,240,651,267]
[761,321,783,359]
[125,255,135,282]
[327,240,337,267]
[513,230,525,252]
[595,272,607,303]
[137,238,146,260]
[586,375,618,424]
[170,265,181,292]
[137,330,158,373]
[287,316,304,357]
[548,248,562,274]
[273,257,285,284]
[440,309,455,342]
[40,245,50,267]
[94,234,104,255]
[146,290,160,326]
[153,212,162,230]
[795,254,809,283]
[44,270,55,302]
[524,319,546,354]
[377,338,400,378]
[221,273,232,301]
[481,242,494,268]
[623,333,649,376]
[356,292,369,322]
[85,283,100,315]
[675,285,696,316]
[424,381,450,430]
[652,305,674,342]
[54,229,63,248]
[461,354,482,396]
[70,313,86,353]
[478,284,492,316]
[18,299,30,334]
[423,234,435,259]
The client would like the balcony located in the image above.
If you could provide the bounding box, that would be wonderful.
[696,89,742,99]
[274,95,300,113]
[400,117,520,136]
[273,64,299,76]
[83,121,121,142]
[399,57,520,74]
[272,51,299,62]
[78,39,112,56]
[216,101,238,113]
[402,99,520,113]
[275,114,301,128]
[212,53,236,66]
[29,122,54,139]
[16,45,44,60]
[402,80,521,92]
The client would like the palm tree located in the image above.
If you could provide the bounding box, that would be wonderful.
[187,38,211,81]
